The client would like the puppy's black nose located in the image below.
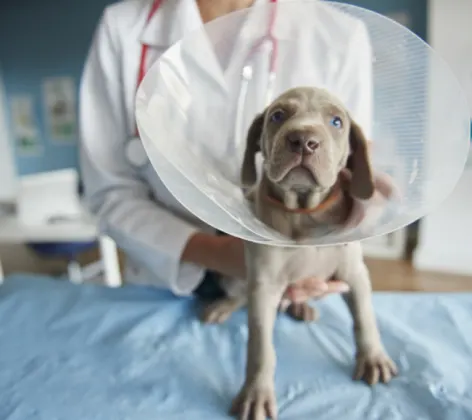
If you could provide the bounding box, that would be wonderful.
[286,131,319,155]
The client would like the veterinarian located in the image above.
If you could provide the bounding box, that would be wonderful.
[80,0,392,300]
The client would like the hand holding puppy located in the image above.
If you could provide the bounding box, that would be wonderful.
[284,170,400,302]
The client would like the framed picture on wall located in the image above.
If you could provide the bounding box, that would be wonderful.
[9,95,43,156]
[41,76,78,144]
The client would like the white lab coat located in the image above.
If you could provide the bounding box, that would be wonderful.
[79,0,373,295]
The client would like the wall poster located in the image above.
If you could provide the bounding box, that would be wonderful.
[9,94,42,155]
[42,76,77,143]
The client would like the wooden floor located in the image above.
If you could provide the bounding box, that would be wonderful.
[366,258,472,292]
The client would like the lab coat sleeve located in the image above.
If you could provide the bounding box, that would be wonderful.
[339,20,374,140]
[79,9,205,295]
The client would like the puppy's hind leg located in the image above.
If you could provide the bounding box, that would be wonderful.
[284,302,318,322]
[279,298,318,322]
[200,276,247,324]
[200,297,246,324]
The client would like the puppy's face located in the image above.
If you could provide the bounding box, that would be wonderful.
[241,87,374,201]
[262,88,350,193]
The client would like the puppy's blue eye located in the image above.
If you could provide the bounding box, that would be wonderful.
[330,116,343,129]
[270,109,285,123]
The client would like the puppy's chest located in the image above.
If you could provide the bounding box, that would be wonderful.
[275,246,347,284]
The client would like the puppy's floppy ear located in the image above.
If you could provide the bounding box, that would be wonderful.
[241,111,265,187]
[346,119,374,200]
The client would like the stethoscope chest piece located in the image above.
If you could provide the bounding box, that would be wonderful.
[126,136,148,169]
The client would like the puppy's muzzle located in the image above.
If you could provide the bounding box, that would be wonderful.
[286,129,320,156]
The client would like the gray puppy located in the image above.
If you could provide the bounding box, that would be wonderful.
[202,87,397,420]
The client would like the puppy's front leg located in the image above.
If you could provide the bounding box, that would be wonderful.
[340,261,398,385]
[231,245,286,420]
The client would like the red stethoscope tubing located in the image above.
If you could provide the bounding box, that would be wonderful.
[135,0,278,136]
[245,0,278,71]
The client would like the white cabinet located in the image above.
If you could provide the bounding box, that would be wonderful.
[412,0,472,276]
[362,229,407,260]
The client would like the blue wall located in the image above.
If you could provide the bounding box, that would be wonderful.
[0,0,115,176]
[0,0,427,176]
[346,0,427,40]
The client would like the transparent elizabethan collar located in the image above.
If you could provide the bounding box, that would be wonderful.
[136,0,470,246]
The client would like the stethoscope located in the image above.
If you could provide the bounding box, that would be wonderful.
[234,0,278,149]
[126,0,279,169]
[125,0,164,169]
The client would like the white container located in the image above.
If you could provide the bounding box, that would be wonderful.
[0,69,18,203]
[17,168,83,226]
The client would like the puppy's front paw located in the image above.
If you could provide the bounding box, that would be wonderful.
[285,302,318,322]
[200,298,241,324]
[354,349,398,385]
[231,381,278,420]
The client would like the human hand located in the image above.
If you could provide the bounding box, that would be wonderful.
[214,236,351,302]
[187,233,350,302]
[283,277,350,302]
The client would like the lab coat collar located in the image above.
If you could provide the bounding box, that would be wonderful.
[138,0,299,95]
[237,0,285,43]
[140,0,202,48]
[139,0,227,94]
[140,0,317,48]
[236,0,327,43]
